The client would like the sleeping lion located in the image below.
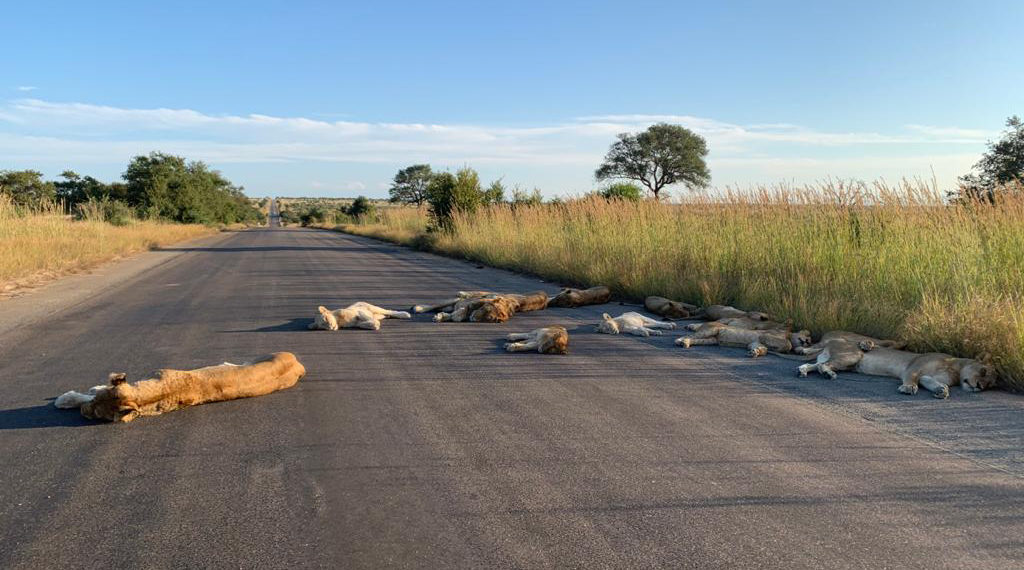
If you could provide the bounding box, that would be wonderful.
[644,296,700,319]
[549,286,611,308]
[596,312,677,337]
[310,302,411,331]
[54,352,306,422]
[797,343,996,399]
[676,322,812,357]
[691,305,771,322]
[414,291,549,323]
[504,326,570,354]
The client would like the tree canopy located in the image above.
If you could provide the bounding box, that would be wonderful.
[595,123,710,200]
[389,164,433,205]
[955,115,1024,202]
[0,170,56,207]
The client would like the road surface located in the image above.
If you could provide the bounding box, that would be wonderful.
[1,226,1022,569]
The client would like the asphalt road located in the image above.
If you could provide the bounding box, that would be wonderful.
[1,226,1022,569]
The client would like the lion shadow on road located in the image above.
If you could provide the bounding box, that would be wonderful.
[221,318,314,333]
[0,403,98,430]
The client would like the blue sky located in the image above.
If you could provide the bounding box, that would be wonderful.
[2,0,1022,198]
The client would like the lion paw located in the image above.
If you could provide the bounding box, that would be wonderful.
[394,311,412,319]
[685,323,699,331]
[676,337,693,348]
[933,386,950,399]
[897,384,918,395]
[797,365,811,377]
[748,346,767,358]
[664,322,677,330]
[648,329,662,336]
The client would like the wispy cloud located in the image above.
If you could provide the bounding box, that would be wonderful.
[15,86,37,92]
[0,98,991,193]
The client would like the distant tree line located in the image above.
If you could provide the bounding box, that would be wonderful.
[0,151,264,225]
[953,115,1024,203]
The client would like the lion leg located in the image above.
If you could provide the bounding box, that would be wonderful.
[505,340,539,353]
[413,298,460,313]
[647,320,677,330]
[898,371,921,395]
[433,312,452,322]
[685,322,701,331]
[379,309,412,319]
[639,326,664,336]
[506,332,532,341]
[918,375,950,399]
[355,318,382,330]
[676,336,717,348]
[620,325,651,337]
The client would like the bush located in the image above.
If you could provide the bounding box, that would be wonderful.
[598,182,644,201]
[74,197,136,226]
[426,168,483,231]
[346,196,375,219]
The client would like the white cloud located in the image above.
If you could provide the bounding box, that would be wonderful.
[15,86,37,92]
[0,98,991,194]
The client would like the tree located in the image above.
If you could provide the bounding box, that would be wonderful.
[55,170,115,206]
[426,167,483,230]
[598,182,644,201]
[483,179,506,205]
[595,122,710,200]
[509,187,543,207]
[389,164,433,205]
[954,116,1024,202]
[346,195,375,218]
[122,152,262,224]
[0,169,56,207]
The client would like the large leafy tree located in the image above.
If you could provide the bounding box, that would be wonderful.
[955,116,1024,202]
[595,123,710,200]
[389,164,433,205]
[0,169,56,207]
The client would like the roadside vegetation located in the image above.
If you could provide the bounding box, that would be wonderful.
[325,117,1024,390]
[0,151,265,292]
[0,195,215,293]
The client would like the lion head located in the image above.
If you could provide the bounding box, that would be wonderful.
[596,313,620,334]
[80,373,140,422]
[470,297,517,323]
[790,329,813,349]
[310,306,339,331]
[959,360,998,392]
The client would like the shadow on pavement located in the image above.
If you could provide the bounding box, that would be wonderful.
[222,318,315,332]
[0,404,98,430]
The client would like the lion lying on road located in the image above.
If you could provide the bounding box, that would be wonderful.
[644,296,699,319]
[797,343,996,398]
[691,305,771,322]
[414,291,549,323]
[549,286,611,308]
[310,302,411,331]
[793,330,906,356]
[54,352,306,422]
[676,322,812,357]
[596,312,677,337]
[505,326,570,354]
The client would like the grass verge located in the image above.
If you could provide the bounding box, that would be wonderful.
[1,198,217,295]
[329,181,1024,391]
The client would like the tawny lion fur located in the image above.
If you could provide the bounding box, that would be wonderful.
[676,322,812,357]
[644,296,699,319]
[504,326,570,354]
[596,312,676,337]
[692,304,771,322]
[310,302,411,331]
[797,343,996,399]
[54,352,306,422]
[549,286,611,308]
[413,291,549,323]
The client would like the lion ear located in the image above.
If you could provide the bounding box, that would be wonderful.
[109,372,127,386]
[602,313,612,320]
[318,305,330,315]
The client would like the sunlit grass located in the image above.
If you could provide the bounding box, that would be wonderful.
[0,196,216,290]
[338,180,1024,390]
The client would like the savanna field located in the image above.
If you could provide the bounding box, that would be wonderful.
[330,181,1024,391]
[0,196,215,293]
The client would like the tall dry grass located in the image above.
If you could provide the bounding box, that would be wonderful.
[343,180,1024,390]
[0,196,216,291]
[331,206,429,244]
